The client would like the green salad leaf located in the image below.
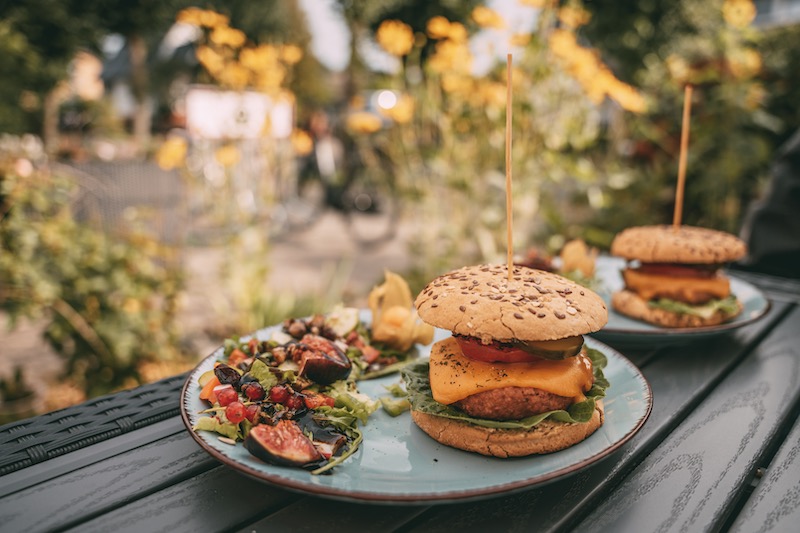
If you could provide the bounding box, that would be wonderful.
[649,295,740,319]
[194,416,240,440]
[246,358,278,390]
[401,347,608,429]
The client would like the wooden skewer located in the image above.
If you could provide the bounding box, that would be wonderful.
[673,84,693,228]
[506,53,514,281]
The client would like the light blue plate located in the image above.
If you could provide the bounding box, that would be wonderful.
[591,256,771,348]
[181,320,652,504]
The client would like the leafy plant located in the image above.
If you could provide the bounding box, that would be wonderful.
[346,3,647,284]
[0,136,189,399]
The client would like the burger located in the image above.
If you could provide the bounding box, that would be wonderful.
[402,263,609,457]
[610,224,747,328]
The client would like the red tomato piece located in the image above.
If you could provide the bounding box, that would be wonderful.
[244,404,261,423]
[455,336,544,364]
[216,386,239,407]
[302,391,336,409]
[228,348,249,367]
[637,262,717,278]
[225,401,246,424]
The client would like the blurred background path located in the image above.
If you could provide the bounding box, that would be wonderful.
[1,158,414,409]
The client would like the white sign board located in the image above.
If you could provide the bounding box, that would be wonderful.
[185,86,293,140]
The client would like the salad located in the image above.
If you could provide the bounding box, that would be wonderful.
[192,273,433,475]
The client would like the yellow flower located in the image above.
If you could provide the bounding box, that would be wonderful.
[346,111,382,134]
[210,26,247,48]
[548,28,646,113]
[176,7,204,26]
[722,0,757,29]
[155,136,188,170]
[240,44,280,71]
[280,44,303,65]
[200,9,229,29]
[252,65,287,93]
[447,22,468,42]
[558,5,592,29]
[427,16,452,39]
[441,72,472,95]
[380,93,415,124]
[472,6,506,29]
[607,79,648,113]
[196,45,225,76]
[218,62,251,90]
[215,144,241,167]
[291,129,314,156]
[479,81,507,109]
[548,28,579,58]
[666,54,691,84]
[428,39,472,74]
[518,0,552,7]
[376,20,415,57]
[728,48,762,79]
[509,33,532,47]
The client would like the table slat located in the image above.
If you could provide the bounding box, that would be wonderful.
[396,302,790,533]
[729,398,800,532]
[0,425,216,532]
[573,305,800,532]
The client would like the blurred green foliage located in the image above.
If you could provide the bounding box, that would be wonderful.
[577,0,795,241]
[0,138,188,398]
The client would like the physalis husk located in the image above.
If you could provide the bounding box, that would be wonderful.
[560,239,598,278]
[368,271,434,351]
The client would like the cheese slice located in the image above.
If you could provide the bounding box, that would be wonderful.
[623,269,730,304]
[428,337,594,405]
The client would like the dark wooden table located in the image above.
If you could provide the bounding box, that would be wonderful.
[1,269,799,533]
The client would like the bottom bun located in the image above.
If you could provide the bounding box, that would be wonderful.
[612,290,743,328]
[410,400,604,457]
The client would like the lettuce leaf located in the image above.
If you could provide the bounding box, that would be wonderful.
[401,348,608,429]
[246,358,278,390]
[193,416,240,440]
[648,295,740,319]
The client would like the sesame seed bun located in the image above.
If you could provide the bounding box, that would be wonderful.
[410,400,604,457]
[611,289,743,327]
[414,264,608,342]
[610,225,746,264]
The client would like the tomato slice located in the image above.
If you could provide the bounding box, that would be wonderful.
[455,336,546,363]
[636,262,719,278]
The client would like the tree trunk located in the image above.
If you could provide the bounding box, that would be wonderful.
[128,34,151,155]
[42,87,62,156]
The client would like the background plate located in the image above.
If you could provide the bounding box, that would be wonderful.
[591,256,770,348]
[181,325,652,504]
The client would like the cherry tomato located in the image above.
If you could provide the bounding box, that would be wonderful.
[225,401,246,424]
[455,336,543,364]
[269,385,290,404]
[216,386,239,407]
[285,394,304,411]
[244,404,261,423]
[242,382,266,401]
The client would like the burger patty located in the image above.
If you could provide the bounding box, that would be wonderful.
[453,386,573,421]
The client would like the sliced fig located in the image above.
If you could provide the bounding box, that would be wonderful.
[244,421,322,467]
[295,334,351,384]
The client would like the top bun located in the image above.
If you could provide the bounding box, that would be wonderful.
[610,225,746,264]
[414,264,608,343]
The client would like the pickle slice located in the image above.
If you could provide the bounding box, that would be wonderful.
[520,335,584,360]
